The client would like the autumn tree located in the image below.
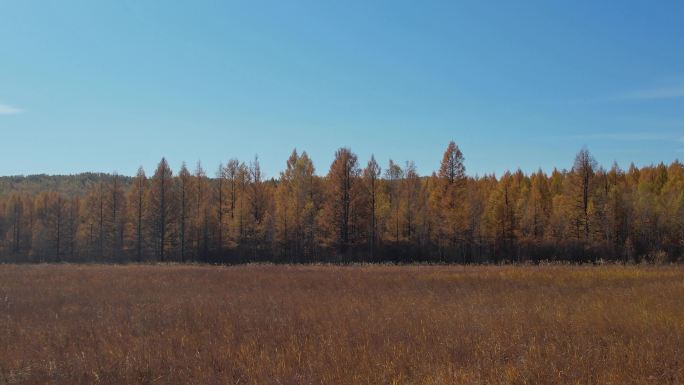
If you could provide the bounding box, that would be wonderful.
[4,193,29,256]
[31,192,66,262]
[104,173,126,259]
[401,161,421,242]
[245,156,273,258]
[193,162,210,260]
[570,148,597,240]
[215,163,226,253]
[604,163,629,258]
[275,150,298,255]
[127,167,148,261]
[83,182,106,259]
[149,158,176,261]
[248,157,265,228]
[275,150,319,259]
[433,141,466,259]
[661,161,684,259]
[439,141,466,184]
[64,196,80,260]
[236,163,250,242]
[324,148,361,251]
[223,159,241,245]
[485,172,518,261]
[520,169,551,239]
[463,176,490,262]
[177,163,193,261]
[363,155,381,258]
[384,160,403,242]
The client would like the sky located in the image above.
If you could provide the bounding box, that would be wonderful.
[1,0,684,178]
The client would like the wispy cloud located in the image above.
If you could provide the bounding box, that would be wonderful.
[613,78,684,101]
[548,78,684,104]
[617,85,684,101]
[557,132,677,141]
[0,103,24,115]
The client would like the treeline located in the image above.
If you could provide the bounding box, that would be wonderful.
[0,173,126,196]
[1,142,683,264]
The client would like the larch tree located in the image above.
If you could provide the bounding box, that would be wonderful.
[178,162,193,262]
[325,148,361,250]
[149,158,175,261]
[236,163,250,242]
[5,193,25,255]
[275,150,299,256]
[52,194,65,262]
[65,196,80,261]
[298,152,321,259]
[402,161,421,242]
[570,148,597,240]
[246,156,269,253]
[127,167,148,262]
[223,159,242,244]
[104,173,126,259]
[662,161,684,255]
[193,162,210,260]
[31,192,66,262]
[215,163,226,253]
[385,160,403,242]
[605,163,628,247]
[439,141,465,184]
[363,155,381,258]
[463,176,490,262]
[485,172,518,260]
[275,150,319,259]
[435,141,466,256]
[82,182,106,259]
[521,169,551,239]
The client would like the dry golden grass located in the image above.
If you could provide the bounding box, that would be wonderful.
[0,264,682,385]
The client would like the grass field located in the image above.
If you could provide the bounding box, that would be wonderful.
[0,264,682,385]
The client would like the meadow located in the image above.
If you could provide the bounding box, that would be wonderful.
[0,264,682,385]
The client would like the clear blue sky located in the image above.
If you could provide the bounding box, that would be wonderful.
[1,1,683,178]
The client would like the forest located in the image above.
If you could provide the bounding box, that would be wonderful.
[0,142,682,264]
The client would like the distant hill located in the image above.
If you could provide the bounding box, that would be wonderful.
[0,173,132,196]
